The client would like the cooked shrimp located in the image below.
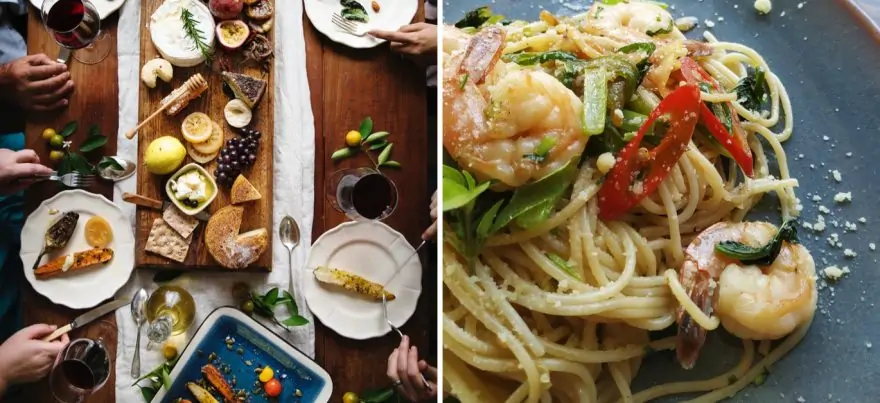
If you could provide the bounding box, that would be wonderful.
[443,27,587,188]
[586,1,685,42]
[675,221,817,369]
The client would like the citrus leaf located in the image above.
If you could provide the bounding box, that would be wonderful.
[377,143,393,165]
[381,160,401,168]
[331,147,355,161]
[363,131,390,144]
[79,135,107,152]
[59,121,78,137]
[282,315,309,326]
[368,140,389,151]
[358,117,373,139]
[88,124,101,138]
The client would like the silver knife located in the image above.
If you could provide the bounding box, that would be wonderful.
[381,240,426,288]
[42,298,130,342]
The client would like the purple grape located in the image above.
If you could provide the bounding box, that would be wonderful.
[231,160,240,169]
[217,172,227,182]
[248,154,257,164]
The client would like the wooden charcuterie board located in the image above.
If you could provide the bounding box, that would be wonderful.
[134,0,274,271]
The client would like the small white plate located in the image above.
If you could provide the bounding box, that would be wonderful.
[20,190,135,310]
[304,0,419,49]
[29,0,126,21]
[304,220,422,339]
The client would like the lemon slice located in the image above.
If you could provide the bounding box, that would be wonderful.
[181,112,214,143]
[85,216,113,248]
[192,121,224,154]
[186,141,219,163]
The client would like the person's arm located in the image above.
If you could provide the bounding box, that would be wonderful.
[367,23,438,68]
[0,149,54,194]
[0,54,73,111]
[0,324,70,398]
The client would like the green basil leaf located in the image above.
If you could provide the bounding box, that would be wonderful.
[476,199,504,241]
[358,116,373,139]
[547,253,582,280]
[455,6,493,29]
[443,178,476,211]
[501,50,578,66]
[282,315,309,326]
[97,156,124,171]
[377,143,393,165]
[79,135,107,152]
[443,165,466,186]
[59,121,78,138]
[492,160,577,232]
[462,170,476,191]
[524,136,558,163]
[617,42,657,56]
[514,199,556,229]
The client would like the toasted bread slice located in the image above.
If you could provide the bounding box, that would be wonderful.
[313,266,395,301]
[205,206,268,269]
[35,248,114,279]
[201,365,234,402]
[230,175,262,204]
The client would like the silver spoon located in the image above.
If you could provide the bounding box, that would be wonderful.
[130,288,148,378]
[97,157,136,181]
[280,216,301,275]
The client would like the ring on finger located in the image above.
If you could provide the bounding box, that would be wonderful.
[391,379,403,388]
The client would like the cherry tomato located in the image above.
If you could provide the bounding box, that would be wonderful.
[264,378,282,397]
[342,392,359,403]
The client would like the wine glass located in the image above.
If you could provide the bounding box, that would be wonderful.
[49,338,111,403]
[327,167,399,221]
[40,0,111,65]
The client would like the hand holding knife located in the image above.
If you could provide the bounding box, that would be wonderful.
[42,298,129,342]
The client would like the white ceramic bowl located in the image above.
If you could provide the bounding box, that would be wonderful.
[165,163,218,216]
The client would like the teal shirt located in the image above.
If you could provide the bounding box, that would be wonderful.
[0,0,26,65]
[0,132,25,343]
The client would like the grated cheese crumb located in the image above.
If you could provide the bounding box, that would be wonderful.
[704,19,715,28]
[754,0,772,14]
[868,342,873,349]
[859,217,867,223]
[844,221,857,232]
[831,170,842,182]
[833,192,852,203]
[870,243,876,251]
[844,248,857,258]
[811,195,821,202]
[818,205,830,214]
[798,2,804,9]
[822,265,847,280]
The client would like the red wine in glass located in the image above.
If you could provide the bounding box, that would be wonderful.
[44,0,100,49]
[50,338,110,402]
[60,360,97,390]
[331,169,398,220]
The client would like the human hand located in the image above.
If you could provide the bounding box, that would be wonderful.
[0,324,70,391]
[387,336,437,402]
[0,54,74,111]
[421,190,437,240]
[368,23,438,66]
[0,149,54,195]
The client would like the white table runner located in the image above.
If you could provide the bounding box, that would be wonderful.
[110,0,317,400]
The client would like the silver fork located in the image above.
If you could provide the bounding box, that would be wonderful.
[331,12,367,37]
[49,172,95,188]
[382,293,433,391]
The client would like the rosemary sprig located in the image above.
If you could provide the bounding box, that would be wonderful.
[180,8,214,64]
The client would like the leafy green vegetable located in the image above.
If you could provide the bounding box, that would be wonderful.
[582,67,608,136]
[734,68,768,111]
[617,42,656,84]
[59,121,77,138]
[455,6,494,28]
[340,0,369,22]
[443,165,491,211]
[134,357,179,402]
[501,50,578,66]
[646,19,674,36]
[58,152,95,178]
[715,219,798,265]
[524,136,558,163]
[620,110,648,132]
[443,165,499,269]
[492,160,577,231]
[547,253,582,280]
[248,287,309,329]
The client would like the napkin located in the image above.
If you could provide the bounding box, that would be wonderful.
[111,0,317,400]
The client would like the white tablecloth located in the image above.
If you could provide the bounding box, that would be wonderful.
[110,0,317,400]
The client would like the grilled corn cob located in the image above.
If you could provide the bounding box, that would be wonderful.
[313,266,395,301]
[160,73,208,116]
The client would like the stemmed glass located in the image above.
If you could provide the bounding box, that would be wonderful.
[49,338,111,403]
[327,167,399,221]
[40,0,111,65]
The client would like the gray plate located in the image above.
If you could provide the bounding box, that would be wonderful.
[443,0,880,401]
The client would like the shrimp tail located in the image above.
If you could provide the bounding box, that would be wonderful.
[459,26,507,85]
[675,269,715,369]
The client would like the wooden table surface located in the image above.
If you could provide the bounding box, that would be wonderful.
[304,3,438,401]
[14,3,436,403]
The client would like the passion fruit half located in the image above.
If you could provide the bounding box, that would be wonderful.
[216,20,250,51]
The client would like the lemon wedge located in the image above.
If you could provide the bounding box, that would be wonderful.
[85,216,113,248]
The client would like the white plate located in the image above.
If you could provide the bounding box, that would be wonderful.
[304,221,422,339]
[29,0,126,21]
[304,0,419,49]
[20,190,135,310]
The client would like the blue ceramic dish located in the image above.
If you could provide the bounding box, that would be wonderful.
[151,307,332,403]
[444,0,880,401]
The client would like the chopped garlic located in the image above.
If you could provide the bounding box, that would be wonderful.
[754,0,772,14]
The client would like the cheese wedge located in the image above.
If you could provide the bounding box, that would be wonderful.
[230,175,261,204]
[313,266,395,301]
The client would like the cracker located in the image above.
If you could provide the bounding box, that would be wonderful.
[163,204,199,238]
[145,218,191,263]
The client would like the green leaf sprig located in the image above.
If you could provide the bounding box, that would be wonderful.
[715,219,798,265]
[443,165,500,270]
[55,121,107,178]
[330,117,401,169]
[359,386,399,403]
[180,8,214,65]
[133,357,178,402]
[248,288,309,330]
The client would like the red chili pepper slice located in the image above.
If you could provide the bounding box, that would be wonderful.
[598,84,702,221]
[680,57,754,177]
